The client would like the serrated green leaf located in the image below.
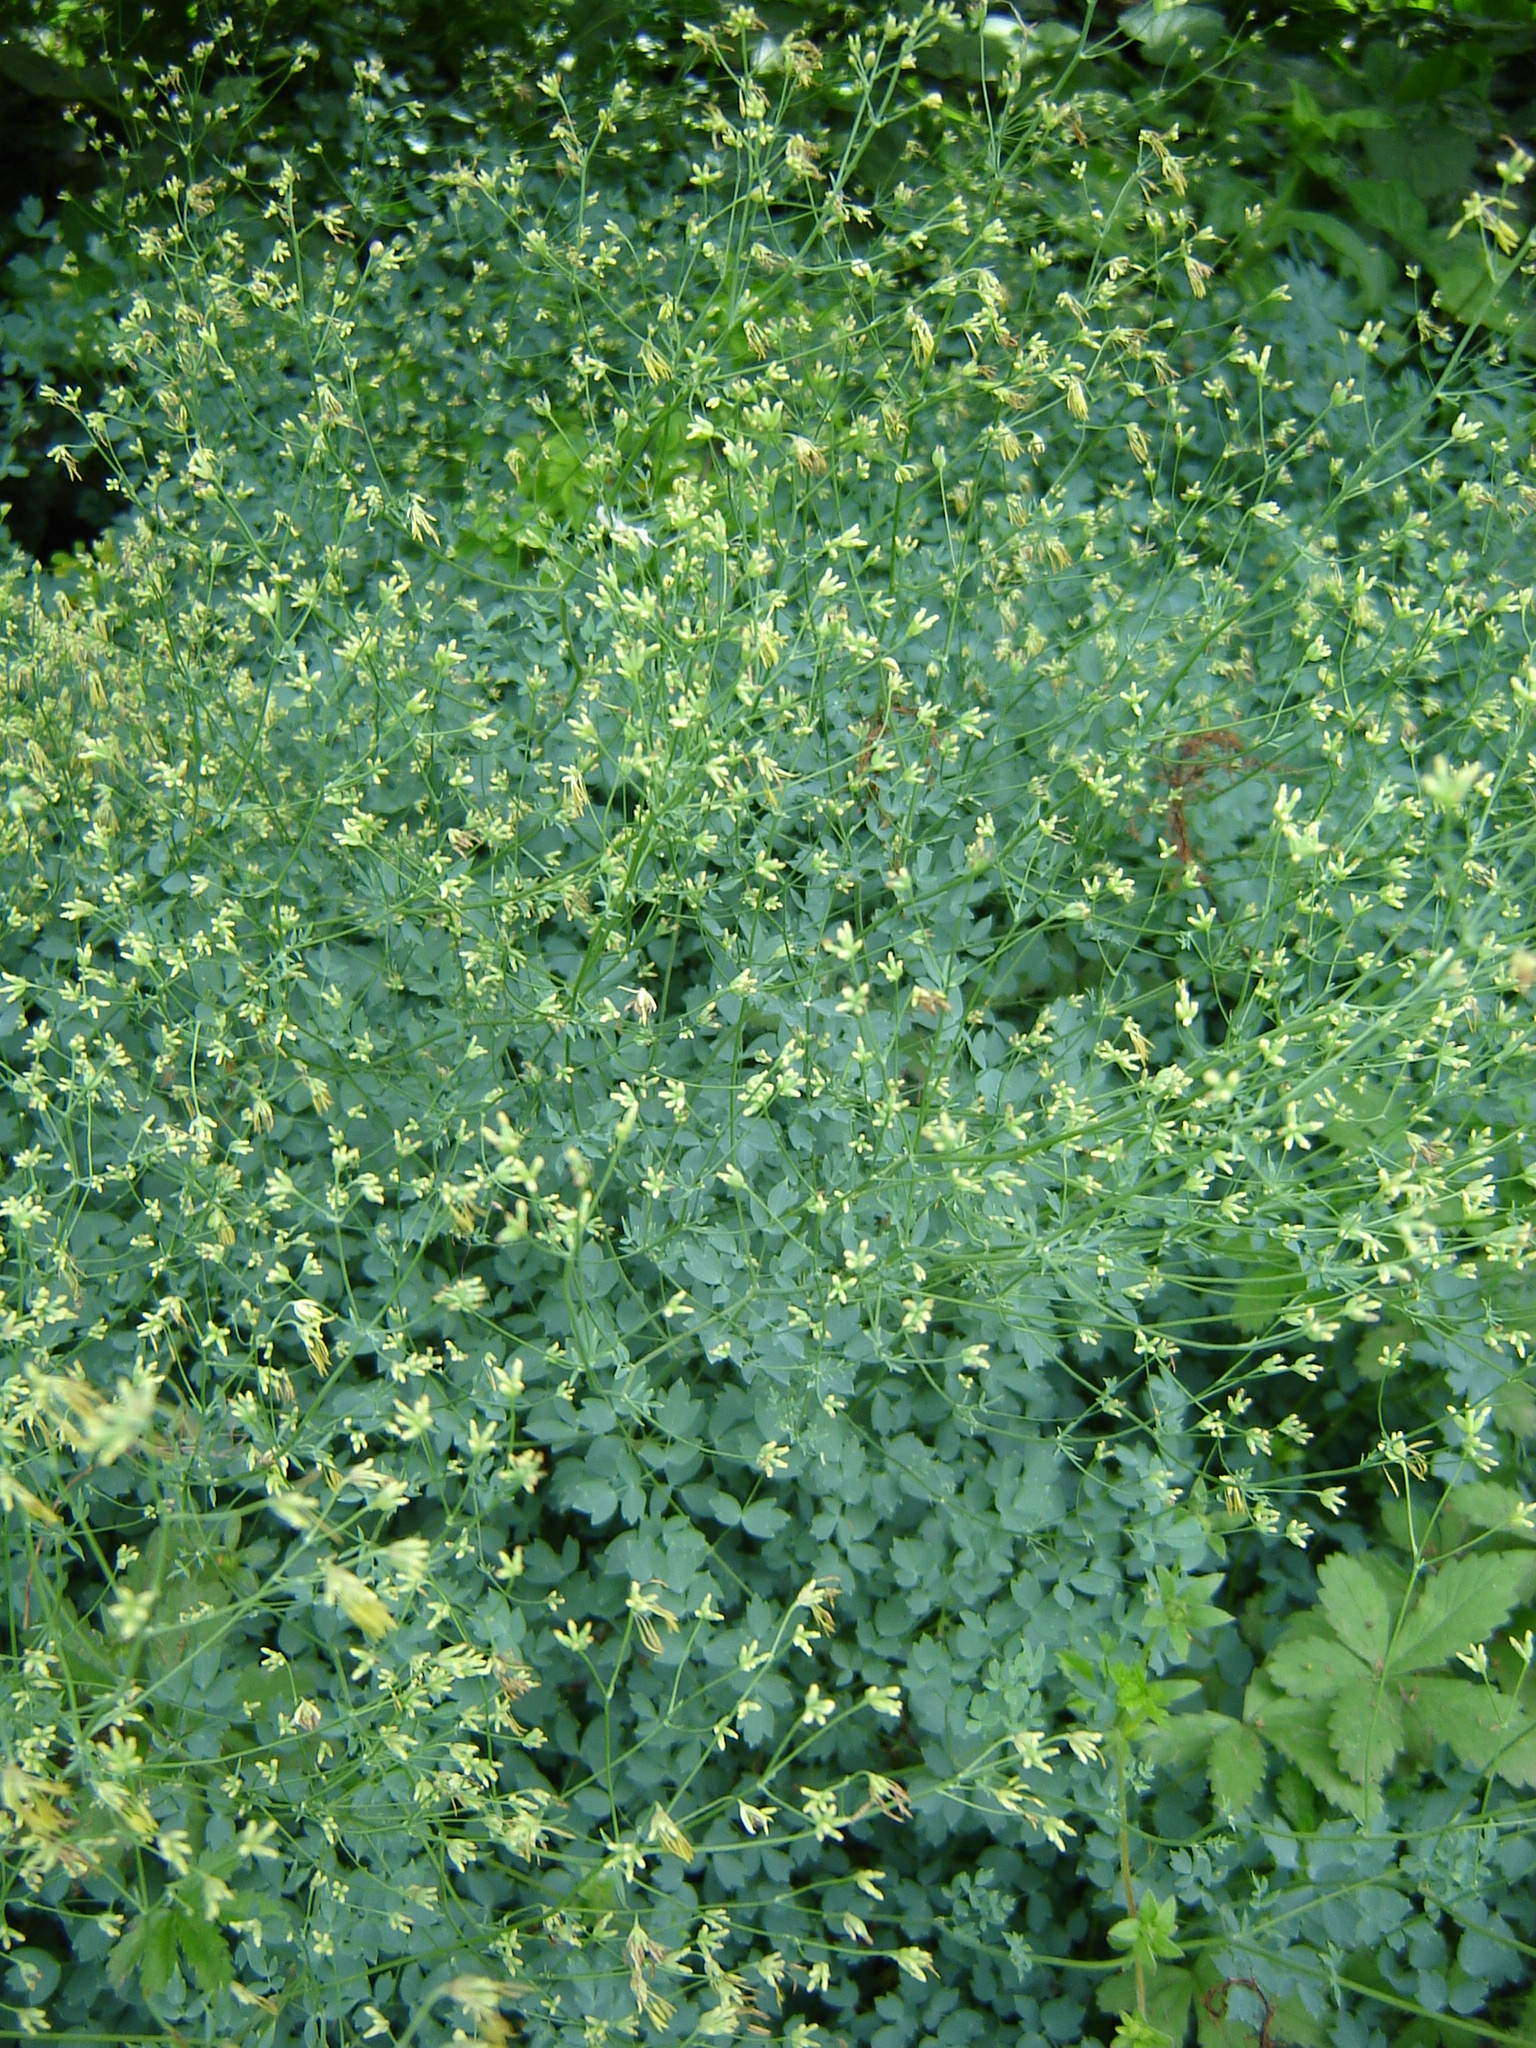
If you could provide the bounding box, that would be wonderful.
[1402,1675,1536,1786]
[1325,1674,1403,1785]
[1209,1721,1266,1813]
[140,1911,178,2000]
[104,1911,151,1994]
[1388,1554,1536,1674]
[1451,1482,1536,1540]
[1265,1627,1368,1699]
[1244,1675,1382,1820]
[1316,1553,1392,1672]
[1495,1378,1536,1439]
[1356,1552,1413,1607]
[171,1908,233,1994]
[1498,1726,1536,1789]
[1141,1709,1235,1771]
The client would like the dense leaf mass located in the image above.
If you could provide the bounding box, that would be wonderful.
[0,11,1535,2047]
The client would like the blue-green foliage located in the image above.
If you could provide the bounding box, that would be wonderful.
[0,12,1534,2047]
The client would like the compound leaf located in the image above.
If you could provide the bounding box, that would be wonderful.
[1315,1553,1392,1672]
[1388,1554,1536,1675]
[1404,1675,1536,1786]
[1265,1627,1367,1700]
[1141,1709,1234,1772]
[139,1911,178,2001]
[1244,1676,1382,1820]
[1326,1674,1403,1785]
[1209,1721,1267,1814]
[172,1908,234,1994]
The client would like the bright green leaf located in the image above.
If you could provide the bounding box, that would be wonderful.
[1244,1676,1383,1820]
[1325,1674,1404,1784]
[1209,1721,1267,1813]
[1315,1553,1393,1672]
[1264,1627,1368,1700]
[1387,1554,1536,1675]
[1141,1709,1235,1771]
[171,1908,234,1994]
[1404,1675,1536,1786]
